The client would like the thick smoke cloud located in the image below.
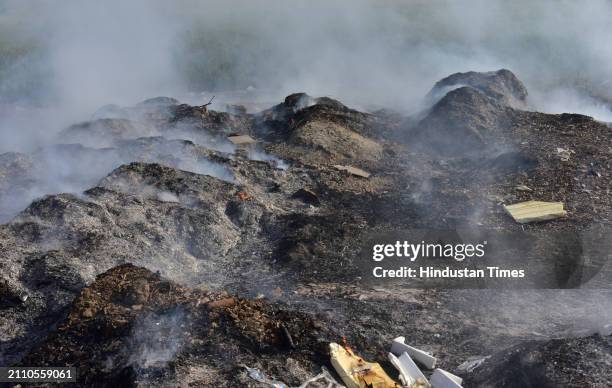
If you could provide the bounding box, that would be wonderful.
[1,0,612,120]
[1,0,610,219]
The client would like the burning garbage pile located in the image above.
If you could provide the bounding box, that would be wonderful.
[18,264,336,386]
[16,263,610,387]
[1,69,610,386]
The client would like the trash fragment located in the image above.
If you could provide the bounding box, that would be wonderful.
[279,323,296,349]
[388,352,429,388]
[556,147,572,161]
[291,188,320,206]
[503,200,567,223]
[390,337,437,370]
[207,297,236,309]
[333,165,371,178]
[430,368,463,388]
[515,185,532,192]
[272,286,284,298]
[457,356,490,373]
[243,365,343,388]
[297,367,345,388]
[157,191,180,203]
[237,191,254,201]
[228,134,256,146]
[0,279,28,307]
[329,342,399,388]
[243,365,288,388]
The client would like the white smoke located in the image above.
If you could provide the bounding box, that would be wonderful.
[1,0,612,117]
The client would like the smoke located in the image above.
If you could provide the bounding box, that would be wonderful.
[531,88,612,122]
[128,309,187,369]
[0,138,236,222]
[1,0,611,117]
[1,0,610,220]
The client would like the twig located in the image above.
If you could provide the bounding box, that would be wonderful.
[203,95,215,107]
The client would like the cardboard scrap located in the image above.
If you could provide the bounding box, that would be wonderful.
[503,200,566,223]
[334,165,371,178]
[227,134,256,145]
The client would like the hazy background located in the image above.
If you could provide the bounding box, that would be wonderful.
[1,0,612,151]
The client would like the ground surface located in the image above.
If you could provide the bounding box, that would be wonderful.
[0,70,610,387]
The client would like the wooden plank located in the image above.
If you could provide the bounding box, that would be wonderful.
[329,343,398,388]
[227,135,256,145]
[503,201,566,223]
[333,164,371,178]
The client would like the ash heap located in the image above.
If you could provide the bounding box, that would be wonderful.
[0,70,611,387]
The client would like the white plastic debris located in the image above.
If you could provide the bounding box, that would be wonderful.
[430,368,463,388]
[556,147,572,161]
[157,191,180,203]
[243,365,343,388]
[515,185,533,192]
[388,352,429,387]
[457,356,490,373]
[390,336,437,369]
[297,367,344,388]
[243,365,288,388]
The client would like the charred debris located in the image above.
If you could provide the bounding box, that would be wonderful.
[0,69,611,387]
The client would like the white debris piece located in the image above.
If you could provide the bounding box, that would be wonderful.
[457,356,490,373]
[388,352,429,387]
[390,336,437,369]
[157,191,180,203]
[297,367,344,388]
[515,185,532,192]
[243,365,287,388]
[430,368,463,388]
[556,147,572,161]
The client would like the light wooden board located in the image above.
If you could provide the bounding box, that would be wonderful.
[503,201,566,223]
[334,165,371,178]
[227,135,256,145]
[330,343,399,388]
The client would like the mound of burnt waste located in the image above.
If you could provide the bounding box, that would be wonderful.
[415,86,515,153]
[463,334,612,388]
[0,69,610,387]
[426,69,528,108]
[408,69,532,155]
[20,264,335,387]
[254,92,390,167]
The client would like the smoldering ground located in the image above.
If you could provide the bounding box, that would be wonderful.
[0,1,610,386]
